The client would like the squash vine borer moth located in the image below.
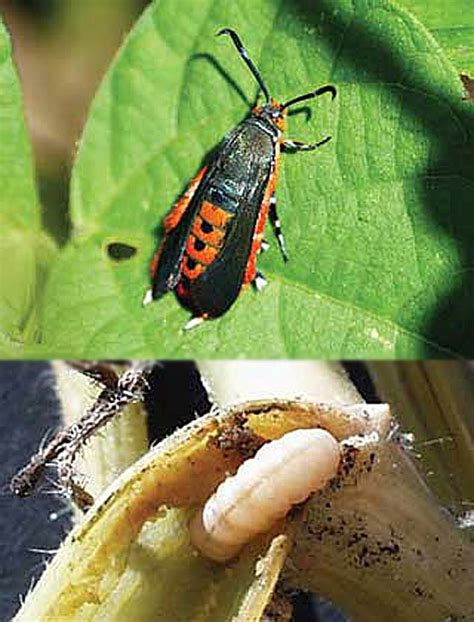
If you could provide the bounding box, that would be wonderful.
[144,28,336,330]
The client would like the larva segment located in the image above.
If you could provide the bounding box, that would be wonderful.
[189,428,340,562]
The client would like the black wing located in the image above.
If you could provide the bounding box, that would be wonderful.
[151,128,245,299]
[186,154,272,318]
[151,173,212,298]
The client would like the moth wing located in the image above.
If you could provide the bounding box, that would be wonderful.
[187,175,269,317]
[151,175,209,298]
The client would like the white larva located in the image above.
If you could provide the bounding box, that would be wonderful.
[189,428,340,562]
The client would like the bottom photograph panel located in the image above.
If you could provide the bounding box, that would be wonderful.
[1,361,473,622]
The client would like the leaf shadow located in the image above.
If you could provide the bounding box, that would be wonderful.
[291,0,474,357]
[190,52,253,107]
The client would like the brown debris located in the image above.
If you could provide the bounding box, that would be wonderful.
[210,413,266,460]
[460,73,474,101]
[261,586,293,622]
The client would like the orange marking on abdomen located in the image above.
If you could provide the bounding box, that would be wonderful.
[192,217,226,248]
[185,235,218,265]
[181,259,205,280]
[164,166,207,232]
[200,201,233,228]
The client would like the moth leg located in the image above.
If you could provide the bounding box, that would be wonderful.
[183,315,208,331]
[268,193,289,262]
[259,239,270,253]
[253,270,268,292]
[281,136,332,152]
[143,288,154,306]
[243,182,274,286]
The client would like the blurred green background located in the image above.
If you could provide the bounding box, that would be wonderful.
[0,0,151,245]
[1,0,471,248]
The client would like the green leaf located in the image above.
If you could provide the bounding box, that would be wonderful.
[405,0,474,74]
[0,19,56,356]
[41,0,474,358]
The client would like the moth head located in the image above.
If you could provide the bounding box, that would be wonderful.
[253,99,286,132]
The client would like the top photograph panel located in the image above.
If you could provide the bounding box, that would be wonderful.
[1,0,473,359]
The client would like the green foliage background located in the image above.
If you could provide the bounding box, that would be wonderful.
[1,0,473,358]
[0,21,55,356]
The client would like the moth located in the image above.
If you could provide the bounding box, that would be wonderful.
[144,28,336,329]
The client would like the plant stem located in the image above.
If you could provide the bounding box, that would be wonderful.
[53,361,149,503]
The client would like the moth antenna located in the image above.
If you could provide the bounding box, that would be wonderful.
[282,84,337,110]
[217,28,270,103]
